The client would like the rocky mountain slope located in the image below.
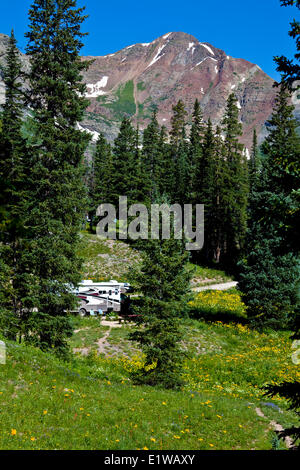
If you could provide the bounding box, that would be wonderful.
[1,31,299,150]
[81,31,281,149]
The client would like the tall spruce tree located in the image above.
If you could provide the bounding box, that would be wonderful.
[249,128,260,192]
[18,0,91,355]
[198,119,216,262]
[129,235,191,389]
[262,1,300,449]
[156,125,172,199]
[274,0,300,89]
[0,30,28,340]
[0,30,24,235]
[89,133,113,228]
[260,85,300,253]
[169,100,188,202]
[111,117,141,209]
[222,93,249,269]
[238,85,300,329]
[142,111,162,202]
[189,98,204,193]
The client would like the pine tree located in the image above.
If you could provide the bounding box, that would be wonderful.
[222,93,249,269]
[262,1,300,448]
[170,99,187,148]
[18,0,91,355]
[249,128,260,192]
[189,98,204,193]
[238,85,300,329]
[169,100,189,203]
[111,117,140,209]
[174,137,190,205]
[0,30,28,340]
[142,111,162,202]
[129,235,191,389]
[156,125,173,199]
[89,132,113,227]
[0,30,24,234]
[198,119,215,262]
[274,0,300,89]
[134,125,150,206]
[260,85,300,254]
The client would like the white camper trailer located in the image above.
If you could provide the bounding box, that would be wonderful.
[75,280,132,314]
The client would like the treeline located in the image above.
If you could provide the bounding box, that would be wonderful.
[88,94,249,270]
[89,85,300,330]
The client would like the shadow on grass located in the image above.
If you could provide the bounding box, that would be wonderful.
[187,307,249,325]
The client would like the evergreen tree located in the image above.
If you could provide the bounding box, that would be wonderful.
[156,125,173,199]
[189,98,204,193]
[262,1,300,448]
[169,100,189,203]
[0,30,28,340]
[249,128,260,192]
[274,0,300,89]
[134,124,150,206]
[129,235,191,389]
[170,99,187,148]
[142,111,162,201]
[238,85,300,329]
[222,93,249,269]
[0,30,24,234]
[18,0,91,355]
[89,133,113,228]
[261,85,300,254]
[198,119,216,262]
[111,117,140,209]
[174,137,190,205]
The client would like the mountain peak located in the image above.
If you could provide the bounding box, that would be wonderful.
[1,30,293,151]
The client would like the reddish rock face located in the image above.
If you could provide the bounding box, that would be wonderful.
[80,31,280,149]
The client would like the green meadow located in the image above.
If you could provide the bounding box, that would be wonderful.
[0,236,298,450]
[0,313,299,450]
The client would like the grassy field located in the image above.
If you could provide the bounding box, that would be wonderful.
[0,233,298,450]
[0,314,299,450]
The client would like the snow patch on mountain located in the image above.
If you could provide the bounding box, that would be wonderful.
[187,42,196,54]
[85,77,109,98]
[147,44,167,68]
[191,56,217,70]
[199,43,215,56]
[76,123,99,142]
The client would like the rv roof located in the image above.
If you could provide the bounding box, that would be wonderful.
[79,280,119,285]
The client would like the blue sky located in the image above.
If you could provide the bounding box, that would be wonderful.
[0,0,298,80]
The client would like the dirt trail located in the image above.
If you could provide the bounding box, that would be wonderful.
[255,407,294,449]
[97,320,123,355]
[193,281,238,292]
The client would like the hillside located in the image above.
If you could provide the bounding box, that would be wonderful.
[0,316,299,450]
[78,232,233,287]
[1,233,299,450]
